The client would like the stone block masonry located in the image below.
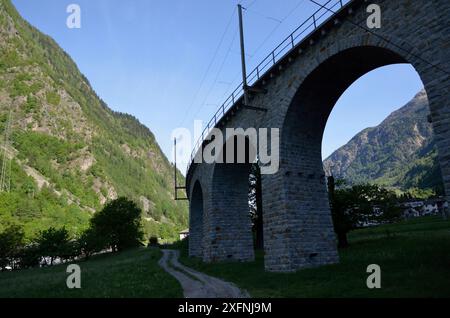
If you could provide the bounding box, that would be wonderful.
[186,0,450,272]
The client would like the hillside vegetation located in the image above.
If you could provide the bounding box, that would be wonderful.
[0,0,187,241]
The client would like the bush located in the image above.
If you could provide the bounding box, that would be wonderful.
[78,228,106,260]
[90,197,144,252]
[0,225,25,271]
[148,236,158,247]
[36,227,71,265]
[45,91,60,106]
[23,95,39,113]
[328,177,402,248]
[17,244,41,269]
[60,240,81,262]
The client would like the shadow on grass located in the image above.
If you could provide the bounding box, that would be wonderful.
[0,247,183,298]
[175,216,450,298]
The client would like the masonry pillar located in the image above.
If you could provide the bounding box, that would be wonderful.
[203,163,255,263]
[262,134,339,272]
[426,78,450,211]
[189,181,204,258]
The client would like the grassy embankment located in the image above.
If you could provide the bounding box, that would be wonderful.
[178,216,450,298]
[2,216,449,298]
[0,247,182,298]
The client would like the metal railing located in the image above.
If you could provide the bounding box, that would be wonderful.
[187,0,351,174]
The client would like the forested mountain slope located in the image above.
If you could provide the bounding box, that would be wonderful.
[0,0,187,240]
[324,90,444,196]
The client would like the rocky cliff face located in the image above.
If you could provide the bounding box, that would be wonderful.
[0,0,187,239]
[324,89,444,194]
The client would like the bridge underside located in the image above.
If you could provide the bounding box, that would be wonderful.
[187,0,450,272]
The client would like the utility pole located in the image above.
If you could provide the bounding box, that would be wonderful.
[238,4,249,106]
[174,138,178,199]
[173,138,188,200]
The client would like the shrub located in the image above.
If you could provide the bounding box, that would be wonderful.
[328,177,402,248]
[23,95,38,113]
[36,227,71,265]
[60,240,81,262]
[78,228,106,260]
[17,244,41,269]
[45,91,61,106]
[0,225,25,271]
[90,197,144,252]
[148,236,158,247]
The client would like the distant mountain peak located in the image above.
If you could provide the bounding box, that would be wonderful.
[324,89,443,194]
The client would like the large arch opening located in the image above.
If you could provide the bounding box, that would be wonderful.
[323,64,444,196]
[280,45,443,263]
[189,180,204,257]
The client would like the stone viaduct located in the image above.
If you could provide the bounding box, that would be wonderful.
[185,0,450,272]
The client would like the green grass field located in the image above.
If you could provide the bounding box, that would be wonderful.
[1,216,449,298]
[178,216,450,298]
[0,247,182,298]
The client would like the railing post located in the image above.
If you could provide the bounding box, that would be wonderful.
[257,67,260,79]
[290,34,294,48]
[272,52,276,65]
[313,14,317,28]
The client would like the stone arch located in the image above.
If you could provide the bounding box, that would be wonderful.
[187,0,450,272]
[282,45,409,156]
[204,134,257,262]
[266,36,449,271]
[189,180,204,257]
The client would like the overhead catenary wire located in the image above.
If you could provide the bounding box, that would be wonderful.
[187,0,265,119]
[192,28,239,120]
[191,0,267,122]
[307,0,450,77]
[178,0,257,129]
[244,7,283,23]
[248,0,306,58]
[186,0,450,173]
[244,0,258,10]
[218,0,307,103]
[177,6,237,128]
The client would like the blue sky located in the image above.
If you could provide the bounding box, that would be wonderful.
[12,0,424,173]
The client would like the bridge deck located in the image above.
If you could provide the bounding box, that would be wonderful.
[186,0,358,179]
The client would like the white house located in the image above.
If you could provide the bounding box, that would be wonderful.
[400,197,448,219]
[179,229,189,241]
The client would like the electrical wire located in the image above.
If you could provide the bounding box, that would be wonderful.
[307,0,449,76]
[192,28,239,119]
[248,0,306,58]
[177,6,237,128]
[218,0,307,103]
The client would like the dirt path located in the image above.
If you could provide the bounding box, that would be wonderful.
[158,249,250,298]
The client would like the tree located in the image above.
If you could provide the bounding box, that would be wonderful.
[17,244,41,269]
[36,227,71,265]
[90,197,144,252]
[77,228,105,260]
[148,236,159,247]
[328,177,402,248]
[249,163,264,250]
[0,224,25,270]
